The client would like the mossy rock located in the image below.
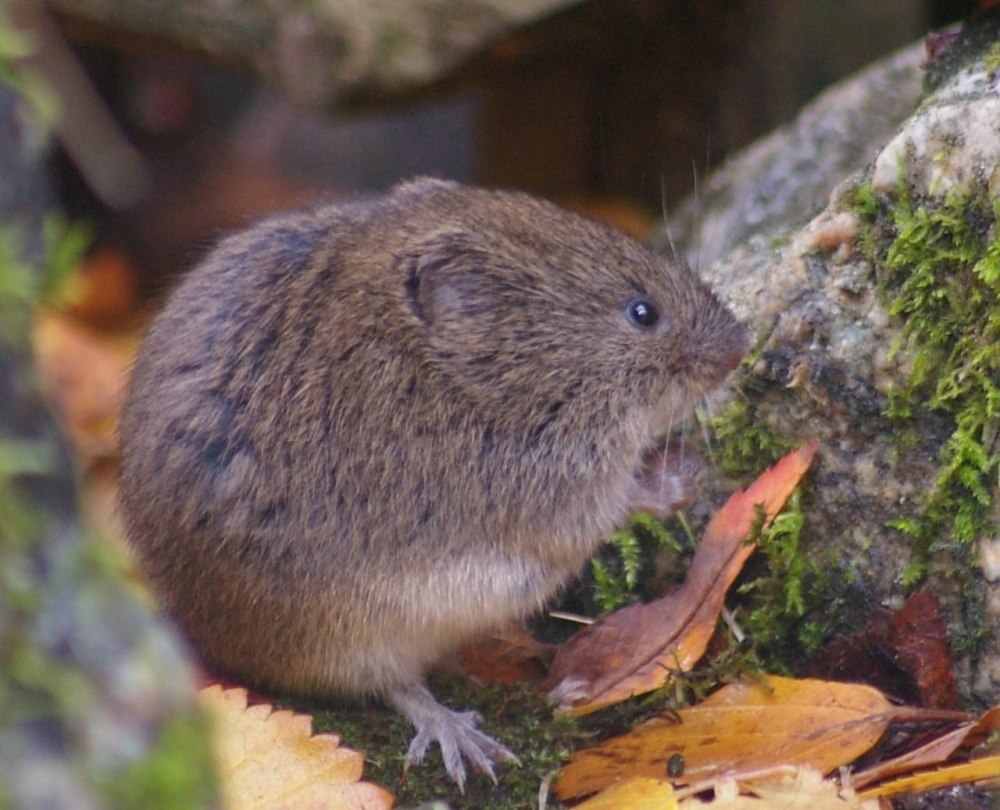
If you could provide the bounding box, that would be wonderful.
[689,17,999,706]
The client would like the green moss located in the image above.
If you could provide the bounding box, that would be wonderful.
[592,399,838,673]
[303,676,583,808]
[590,512,686,612]
[865,183,998,557]
[0,228,40,343]
[1,210,215,805]
[843,177,997,665]
[0,445,217,807]
[736,493,840,671]
[768,233,792,251]
[98,713,217,810]
[708,399,797,479]
[983,40,1000,73]
[842,180,879,225]
[698,353,847,670]
[0,6,60,129]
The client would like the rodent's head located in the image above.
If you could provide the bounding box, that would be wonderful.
[393,179,746,449]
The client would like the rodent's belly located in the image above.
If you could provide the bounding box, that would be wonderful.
[435,552,561,619]
[394,550,567,649]
[292,550,568,695]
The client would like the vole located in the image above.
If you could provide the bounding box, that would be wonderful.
[118,178,747,788]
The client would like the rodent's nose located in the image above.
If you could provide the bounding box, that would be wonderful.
[722,323,749,372]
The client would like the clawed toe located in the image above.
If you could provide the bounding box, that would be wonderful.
[390,681,519,791]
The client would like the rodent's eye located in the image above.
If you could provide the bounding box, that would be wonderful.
[625,297,660,329]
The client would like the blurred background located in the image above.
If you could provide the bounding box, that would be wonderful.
[1,0,980,540]
[16,0,977,297]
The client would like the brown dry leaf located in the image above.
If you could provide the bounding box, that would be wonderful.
[33,310,136,463]
[858,755,1000,800]
[548,441,819,715]
[198,685,393,810]
[64,247,139,329]
[805,588,958,709]
[555,675,893,801]
[674,768,880,809]
[852,705,1000,789]
[456,624,553,684]
[884,588,957,708]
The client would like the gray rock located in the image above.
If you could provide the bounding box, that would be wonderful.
[658,40,925,267]
[43,0,584,106]
[691,26,999,704]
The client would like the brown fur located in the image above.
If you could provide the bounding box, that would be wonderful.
[119,178,745,762]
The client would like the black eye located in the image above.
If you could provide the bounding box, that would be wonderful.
[625,297,660,329]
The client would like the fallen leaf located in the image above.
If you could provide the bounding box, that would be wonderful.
[576,770,878,810]
[571,776,678,809]
[803,610,907,703]
[456,624,553,684]
[672,767,881,809]
[547,441,818,715]
[857,755,1000,800]
[852,705,1000,790]
[198,685,393,810]
[885,589,957,709]
[33,310,136,463]
[64,247,139,328]
[805,589,958,709]
[555,676,893,801]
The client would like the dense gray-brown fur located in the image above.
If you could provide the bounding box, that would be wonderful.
[119,178,746,786]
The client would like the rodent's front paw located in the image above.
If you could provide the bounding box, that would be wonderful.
[626,445,703,517]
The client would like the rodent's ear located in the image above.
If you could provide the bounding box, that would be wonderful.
[404,231,502,327]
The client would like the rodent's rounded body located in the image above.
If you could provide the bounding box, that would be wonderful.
[119,179,745,780]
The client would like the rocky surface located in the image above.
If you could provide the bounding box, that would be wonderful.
[657,39,926,267]
[43,0,582,106]
[684,23,999,704]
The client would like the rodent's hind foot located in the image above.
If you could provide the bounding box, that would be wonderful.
[389,681,519,792]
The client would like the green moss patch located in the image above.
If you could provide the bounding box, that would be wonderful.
[98,713,217,810]
[590,511,688,612]
[736,493,844,670]
[849,177,997,658]
[866,181,997,554]
[303,676,582,808]
[709,399,798,481]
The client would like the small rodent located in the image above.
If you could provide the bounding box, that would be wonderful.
[119,178,747,787]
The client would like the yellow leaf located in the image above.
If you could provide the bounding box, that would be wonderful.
[858,755,1000,799]
[198,685,393,810]
[556,676,893,801]
[572,776,678,810]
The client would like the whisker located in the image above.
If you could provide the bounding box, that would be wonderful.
[660,409,676,502]
[699,411,715,458]
[660,175,680,265]
[691,158,701,275]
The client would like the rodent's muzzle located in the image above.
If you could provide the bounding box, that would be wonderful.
[720,324,749,373]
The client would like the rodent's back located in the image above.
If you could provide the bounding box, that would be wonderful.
[119,178,746,697]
